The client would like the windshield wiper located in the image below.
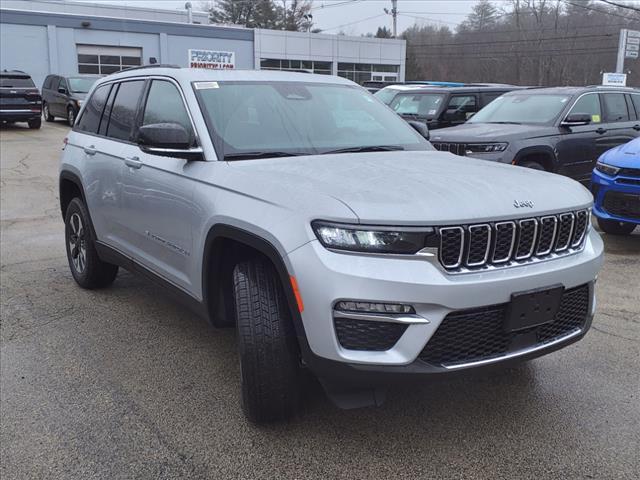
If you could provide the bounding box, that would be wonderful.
[224,151,305,161]
[486,121,522,125]
[322,145,405,155]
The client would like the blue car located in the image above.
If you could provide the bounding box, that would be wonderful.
[592,138,640,235]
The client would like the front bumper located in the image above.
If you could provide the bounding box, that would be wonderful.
[591,168,640,225]
[288,229,603,381]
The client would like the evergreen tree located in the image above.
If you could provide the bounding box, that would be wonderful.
[375,26,392,38]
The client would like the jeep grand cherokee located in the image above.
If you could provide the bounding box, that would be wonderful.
[59,67,604,422]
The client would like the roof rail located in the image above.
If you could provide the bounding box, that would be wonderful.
[121,64,181,72]
[2,69,26,74]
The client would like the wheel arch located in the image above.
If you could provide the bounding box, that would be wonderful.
[513,146,557,172]
[59,170,86,220]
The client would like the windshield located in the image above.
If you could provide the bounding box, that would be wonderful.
[469,93,571,125]
[373,87,401,105]
[194,81,429,160]
[389,93,446,119]
[0,76,35,88]
[68,77,98,93]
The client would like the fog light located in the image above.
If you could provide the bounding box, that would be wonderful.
[335,301,415,314]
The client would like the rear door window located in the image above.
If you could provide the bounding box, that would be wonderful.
[602,93,630,122]
[631,94,640,118]
[568,93,601,123]
[76,84,111,134]
[105,80,145,142]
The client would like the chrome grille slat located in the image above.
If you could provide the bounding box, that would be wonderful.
[437,209,589,272]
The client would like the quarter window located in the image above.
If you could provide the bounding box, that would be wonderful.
[602,93,629,122]
[568,94,601,123]
[630,94,640,118]
[141,80,194,140]
[105,80,145,142]
[76,84,111,134]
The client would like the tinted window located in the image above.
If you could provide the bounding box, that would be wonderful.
[568,93,601,123]
[43,75,54,89]
[447,95,477,112]
[630,94,640,118]
[0,75,35,88]
[76,84,111,134]
[141,80,194,140]
[98,84,118,136]
[602,93,629,122]
[480,92,503,107]
[106,80,145,141]
[57,78,68,92]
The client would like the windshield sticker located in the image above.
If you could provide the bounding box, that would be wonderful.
[428,109,437,115]
[592,114,601,123]
[195,81,219,90]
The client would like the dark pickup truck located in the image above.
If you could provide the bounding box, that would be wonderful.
[0,70,42,129]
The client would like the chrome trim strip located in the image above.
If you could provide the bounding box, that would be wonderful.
[466,224,491,267]
[492,221,516,263]
[570,209,588,248]
[333,310,430,325]
[555,213,575,252]
[514,218,538,260]
[536,215,558,256]
[439,226,464,269]
[442,328,583,370]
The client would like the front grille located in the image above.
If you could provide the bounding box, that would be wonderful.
[438,209,589,271]
[334,318,407,351]
[432,142,466,156]
[603,192,640,220]
[419,284,590,366]
[619,167,640,178]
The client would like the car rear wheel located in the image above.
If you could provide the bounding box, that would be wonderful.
[43,102,54,122]
[232,258,301,422]
[67,107,76,126]
[597,218,636,236]
[64,198,119,288]
[28,118,41,129]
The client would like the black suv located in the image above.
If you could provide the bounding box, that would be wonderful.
[375,84,523,130]
[429,86,640,184]
[42,74,100,126]
[0,70,42,129]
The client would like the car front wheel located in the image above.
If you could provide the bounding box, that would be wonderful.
[232,258,301,422]
[597,217,636,235]
[65,198,118,288]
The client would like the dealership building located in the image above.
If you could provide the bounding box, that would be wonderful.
[0,0,406,88]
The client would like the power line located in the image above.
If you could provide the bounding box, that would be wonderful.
[320,13,387,32]
[311,0,362,11]
[597,0,640,13]
[562,0,640,20]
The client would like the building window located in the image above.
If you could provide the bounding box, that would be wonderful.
[337,63,399,85]
[260,59,332,75]
[77,45,142,75]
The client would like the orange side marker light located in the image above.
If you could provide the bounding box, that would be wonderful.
[290,275,304,313]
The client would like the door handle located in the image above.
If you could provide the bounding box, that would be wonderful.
[633,125,640,131]
[83,145,96,156]
[124,156,142,169]
[595,127,607,134]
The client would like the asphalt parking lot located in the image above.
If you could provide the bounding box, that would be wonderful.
[1,121,639,479]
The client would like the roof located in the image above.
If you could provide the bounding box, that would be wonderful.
[384,85,521,94]
[503,86,639,95]
[98,67,357,86]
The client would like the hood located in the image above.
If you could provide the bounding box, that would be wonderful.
[430,122,554,142]
[599,138,640,168]
[227,151,592,225]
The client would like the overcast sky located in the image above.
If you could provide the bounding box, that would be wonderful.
[82,0,480,35]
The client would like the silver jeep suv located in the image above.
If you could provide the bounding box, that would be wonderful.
[59,67,604,422]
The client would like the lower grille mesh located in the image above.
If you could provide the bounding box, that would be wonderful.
[419,284,590,366]
[334,318,407,351]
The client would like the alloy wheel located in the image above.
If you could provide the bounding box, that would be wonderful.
[68,213,87,273]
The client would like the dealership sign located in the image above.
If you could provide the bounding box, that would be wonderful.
[189,49,235,69]
[602,72,627,87]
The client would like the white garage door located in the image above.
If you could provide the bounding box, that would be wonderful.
[77,45,142,74]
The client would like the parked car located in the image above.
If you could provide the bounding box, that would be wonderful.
[42,74,100,126]
[379,85,523,130]
[0,69,42,129]
[591,137,640,235]
[59,67,603,422]
[430,86,640,185]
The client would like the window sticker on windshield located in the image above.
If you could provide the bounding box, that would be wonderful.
[195,81,219,90]
[592,114,601,123]
[428,109,437,115]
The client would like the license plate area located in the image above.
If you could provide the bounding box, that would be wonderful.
[505,285,564,332]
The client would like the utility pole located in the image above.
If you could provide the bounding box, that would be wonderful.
[391,0,398,38]
[616,29,628,73]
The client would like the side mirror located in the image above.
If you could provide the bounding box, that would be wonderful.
[442,108,464,122]
[138,123,202,160]
[407,120,429,140]
[58,87,67,94]
[561,113,591,127]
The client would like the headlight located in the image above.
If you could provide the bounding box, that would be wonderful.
[312,221,435,254]
[595,161,619,176]
[464,143,508,154]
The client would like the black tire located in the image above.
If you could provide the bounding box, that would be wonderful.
[519,160,545,171]
[67,106,76,127]
[233,258,300,422]
[28,117,41,129]
[43,102,54,122]
[64,198,118,289]
[597,217,636,235]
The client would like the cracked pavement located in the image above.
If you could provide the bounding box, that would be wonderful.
[1,121,639,479]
